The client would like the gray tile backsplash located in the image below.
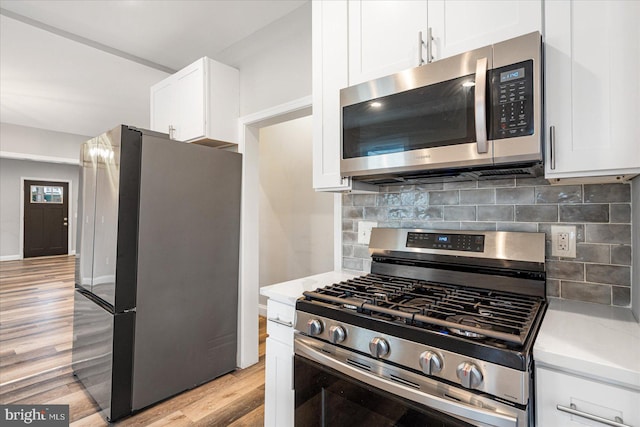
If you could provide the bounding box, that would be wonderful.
[342,178,633,308]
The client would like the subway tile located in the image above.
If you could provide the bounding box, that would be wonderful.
[444,181,477,189]
[343,206,364,219]
[388,208,414,220]
[611,245,631,266]
[380,185,415,193]
[401,221,460,230]
[343,231,358,244]
[353,245,371,259]
[535,185,582,204]
[559,204,609,223]
[343,257,364,272]
[362,259,372,273]
[585,224,631,244]
[610,204,631,223]
[377,193,402,206]
[496,222,538,232]
[342,244,354,257]
[444,206,476,221]
[460,189,495,205]
[363,207,388,221]
[612,286,631,307]
[342,220,355,232]
[415,206,443,221]
[400,192,416,206]
[575,244,610,263]
[516,176,550,186]
[478,205,514,221]
[561,281,611,305]
[400,221,434,229]
[461,222,496,231]
[414,192,429,205]
[352,194,377,206]
[429,190,459,205]
[546,279,560,297]
[496,187,534,204]
[342,194,353,206]
[584,183,630,203]
[478,178,515,188]
[585,264,630,286]
[515,205,558,222]
[546,260,584,281]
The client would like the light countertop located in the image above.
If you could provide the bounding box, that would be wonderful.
[534,298,640,390]
[260,270,360,306]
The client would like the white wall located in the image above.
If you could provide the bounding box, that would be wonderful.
[216,2,311,117]
[0,122,88,162]
[258,115,334,305]
[0,158,79,259]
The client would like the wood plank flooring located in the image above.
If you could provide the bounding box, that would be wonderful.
[0,255,267,426]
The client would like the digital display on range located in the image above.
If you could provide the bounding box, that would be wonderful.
[406,232,485,252]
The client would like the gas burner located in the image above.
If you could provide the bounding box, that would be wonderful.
[403,297,434,308]
[446,314,493,339]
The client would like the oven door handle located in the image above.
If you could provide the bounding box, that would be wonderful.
[296,340,518,427]
[474,57,489,154]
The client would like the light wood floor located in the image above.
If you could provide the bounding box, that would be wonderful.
[0,255,267,426]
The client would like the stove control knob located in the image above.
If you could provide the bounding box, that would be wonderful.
[456,362,483,389]
[419,351,443,376]
[329,325,346,343]
[307,319,323,336]
[369,337,390,358]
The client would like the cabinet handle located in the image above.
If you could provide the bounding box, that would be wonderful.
[418,29,434,65]
[549,125,556,170]
[418,31,425,65]
[168,125,176,140]
[268,317,293,327]
[556,404,630,427]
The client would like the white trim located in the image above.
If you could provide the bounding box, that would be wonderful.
[20,177,73,259]
[0,255,21,262]
[258,303,267,318]
[236,96,312,369]
[1,151,79,165]
[334,194,343,271]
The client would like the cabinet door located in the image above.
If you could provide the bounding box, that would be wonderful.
[348,0,428,85]
[428,1,541,61]
[264,337,294,427]
[545,0,640,179]
[173,59,205,142]
[150,80,174,137]
[536,367,640,427]
[312,0,351,191]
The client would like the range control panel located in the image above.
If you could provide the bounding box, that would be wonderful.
[489,60,534,140]
[406,232,485,252]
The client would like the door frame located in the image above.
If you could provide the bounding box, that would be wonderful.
[236,95,343,369]
[20,177,73,259]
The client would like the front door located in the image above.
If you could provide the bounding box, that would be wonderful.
[24,180,69,258]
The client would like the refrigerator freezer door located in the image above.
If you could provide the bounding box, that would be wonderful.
[72,288,134,422]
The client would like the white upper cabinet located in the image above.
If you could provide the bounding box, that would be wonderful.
[428,1,541,61]
[348,1,428,85]
[545,0,640,181]
[150,57,239,147]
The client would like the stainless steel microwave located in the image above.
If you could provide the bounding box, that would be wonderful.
[340,32,543,184]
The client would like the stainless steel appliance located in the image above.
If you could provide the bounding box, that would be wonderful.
[340,32,543,184]
[294,228,546,426]
[72,125,241,422]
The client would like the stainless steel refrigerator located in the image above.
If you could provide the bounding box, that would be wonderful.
[72,125,241,422]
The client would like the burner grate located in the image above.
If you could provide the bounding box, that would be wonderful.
[303,273,543,346]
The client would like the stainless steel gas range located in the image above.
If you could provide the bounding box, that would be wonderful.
[293,228,547,427]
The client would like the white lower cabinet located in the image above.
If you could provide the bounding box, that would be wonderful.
[536,366,640,427]
[264,299,295,427]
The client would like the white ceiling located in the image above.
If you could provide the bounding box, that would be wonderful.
[0,0,306,138]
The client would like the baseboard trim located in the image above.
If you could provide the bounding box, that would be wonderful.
[0,254,21,261]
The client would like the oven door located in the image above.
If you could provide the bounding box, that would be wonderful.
[294,335,527,427]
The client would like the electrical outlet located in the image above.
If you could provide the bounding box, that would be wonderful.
[551,225,576,258]
[358,221,377,244]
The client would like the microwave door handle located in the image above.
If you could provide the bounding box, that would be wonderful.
[474,57,489,154]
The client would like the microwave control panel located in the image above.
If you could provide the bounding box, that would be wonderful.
[489,60,534,140]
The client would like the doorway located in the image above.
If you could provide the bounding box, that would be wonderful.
[23,180,69,258]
